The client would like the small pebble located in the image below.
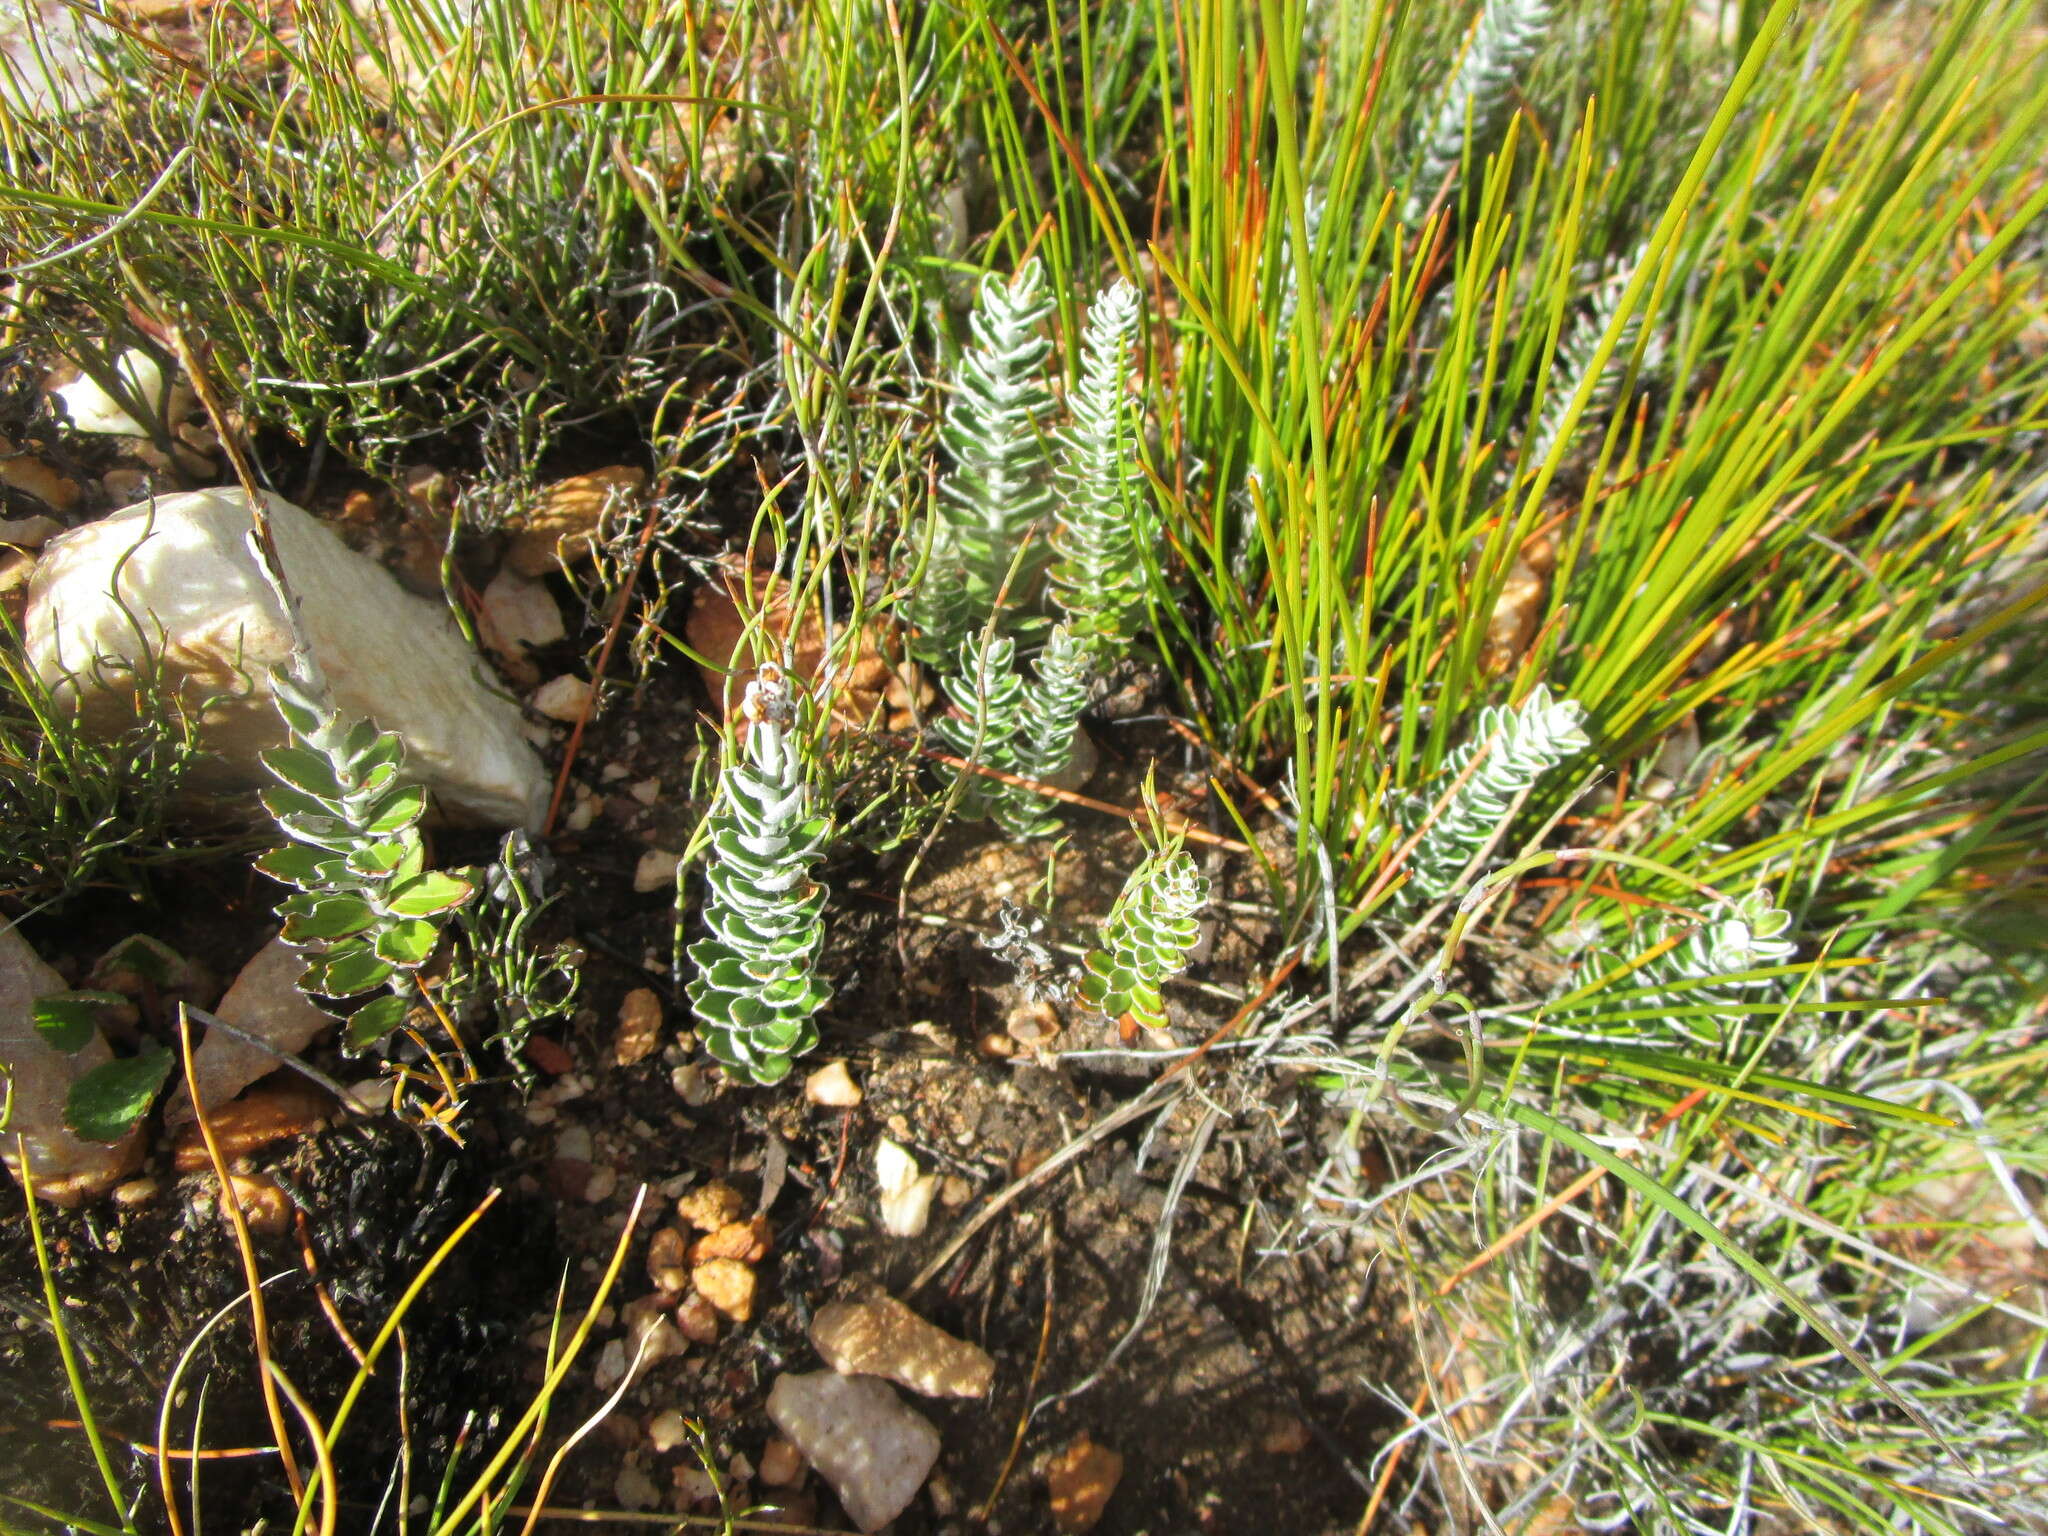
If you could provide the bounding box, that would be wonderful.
[614,987,664,1066]
[648,1227,691,1293]
[803,1059,863,1108]
[672,1465,719,1509]
[555,1124,594,1163]
[583,1164,619,1203]
[112,1177,160,1209]
[979,1032,1018,1059]
[630,777,662,805]
[671,1062,718,1106]
[1047,1435,1123,1535]
[648,1408,691,1453]
[691,1216,771,1265]
[615,1465,661,1512]
[634,848,683,894]
[692,1258,758,1322]
[758,1436,805,1487]
[218,1174,294,1239]
[532,675,594,723]
[675,1291,721,1344]
[1262,1415,1313,1456]
[676,1179,746,1231]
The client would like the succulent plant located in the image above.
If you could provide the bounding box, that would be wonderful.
[256,655,475,1051]
[1050,277,1150,661]
[1406,0,1556,223]
[1401,683,1590,902]
[1078,832,1210,1035]
[685,666,831,1084]
[909,257,1058,661]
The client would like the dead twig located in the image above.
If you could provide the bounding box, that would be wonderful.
[179,1006,306,1501]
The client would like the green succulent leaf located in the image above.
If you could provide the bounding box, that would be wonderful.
[65,1047,174,1143]
[374,918,440,967]
[345,840,413,877]
[255,844,348,888]
[359,783,429,835]
[304,945,397,998]
[261,744,345,799]
[344,992,412,1051]
[280,894,377,942]
[384,871,475,918]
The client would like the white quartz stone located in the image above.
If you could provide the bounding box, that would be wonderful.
[766,1371,940,1532]
[23,489,548,829]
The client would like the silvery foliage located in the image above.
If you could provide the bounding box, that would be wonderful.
[982,901,1071,1004]
[936,626,1092,838]
[1078,841,1210,1034]
[685,666,830,1085]
[911,258,1056,663]
[1628,886,1798,1045]
[1050,277,1151,661]
[1404,0,1556,224]
[249,536,474,1052]
[1401,683,1589,902]
[1522,245,1665,476]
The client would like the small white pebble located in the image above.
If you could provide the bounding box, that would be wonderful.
[531,674,594,722]
[648,1408,691,1453]
[803,1059,863,1109]
[634,848,683,894]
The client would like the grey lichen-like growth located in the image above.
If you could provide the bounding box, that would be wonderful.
[685,666,831,1085]
[1400,683,1589,901]
[1078,829,1210,1035]
[1631,887,1797,1041]
[1050,277,1150,661]
[936,626,1091,838]
[1404,0,1555,224]
[910,258,1057,662]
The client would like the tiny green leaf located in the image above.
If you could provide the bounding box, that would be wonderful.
[344,992,412,1051]
[32,992,120,1054]
[65,1047,174,1143]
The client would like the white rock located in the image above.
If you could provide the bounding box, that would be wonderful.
[592,1337,631,1392]
[554,1123,594,1163]
[875,1136,939,1238]
[22,489,547,829]
[167,935,332,1127]
[766,1371,941,1533]
[633,848,682,894]
[478,567,565,655]
[648,1408,691,1452]
[531,674,593,723]
[803,1059,863,1109]
[613,1465,660,1512]
[51,349,185,437]
[0,924,144,1205]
